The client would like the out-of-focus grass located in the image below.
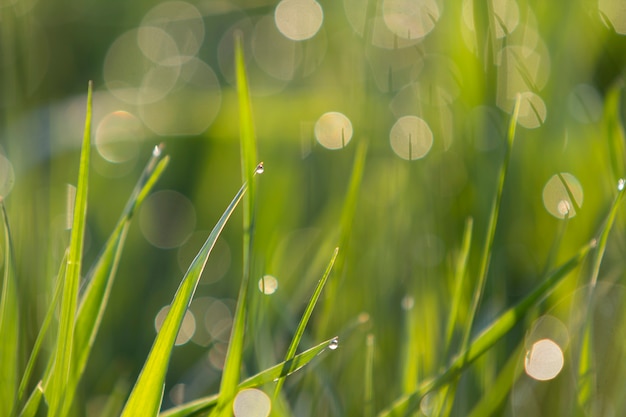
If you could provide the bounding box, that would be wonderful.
[2,0,626,416]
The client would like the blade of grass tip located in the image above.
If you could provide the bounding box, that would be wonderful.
[46,80,92,417]
[400,296,418,394]
[159,337,337,417]
[377,239,595,417]
[19,382,44,417]
[210,32,260,417]
[120,180,249,417]
[61,148,169,416]
[0,198,19,416]
[461,95,520,356]
[317,140,368,337]
[17,250,68,407]
[364,334,375,417]
[577,178,626,411]
[273,247,339,399]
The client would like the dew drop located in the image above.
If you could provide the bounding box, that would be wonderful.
[329,337,339,350]
[255,162,265,175]
[618,178,625,191]
[153,144,164,157]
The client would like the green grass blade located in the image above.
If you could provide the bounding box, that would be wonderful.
[18,382,44,417]
[377,239,595,417]
[46,80,93,417]
[211,32,260,417]
[120,180,248,417]
[576,179,625,411]
[273,247,338,398]
[0,199,19,417]
[17,250,67,406]
[604,83,626,181]
[364,334,375,417]
[160,337,337,417]
[58,150,169,416]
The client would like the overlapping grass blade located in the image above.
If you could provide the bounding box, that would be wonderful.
[273,247,339,398]
[604,83,626,180]
[160,337,337,417]
[19,383,44,417]
[377,238,595,416]
[577,178,625,411]
[0,198,19,417]
[45,80,93,417]
[211,32,259,417]
[120,180,249,417]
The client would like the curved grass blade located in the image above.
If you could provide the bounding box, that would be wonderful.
[364,334,375,417]
[0,198,19,417]
[377,239,595,417]
[46,80,93,417]
[604,83,626,181]
[18,382,44,417]
[273,247,339,398]
[120,180,248,417]
[211,32,259,417]
[160,337,337,417]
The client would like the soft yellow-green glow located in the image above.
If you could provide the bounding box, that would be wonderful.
[139,190,196,249]
[599,0,626,34]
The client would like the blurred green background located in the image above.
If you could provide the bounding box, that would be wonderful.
[3,0,626,415]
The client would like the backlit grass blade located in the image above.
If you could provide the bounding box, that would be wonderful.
[46,80,93,417]
[61,147,169,415]
[120,180,248,417]
[364,334,375,417]
[577,179,625,411]
[211,32,259,417]
[378,239,595,417]
[18,383,44,417]
[160,337,337,417]
[273,247,339,398]
[0,198,19,417]
[604,83,626,180]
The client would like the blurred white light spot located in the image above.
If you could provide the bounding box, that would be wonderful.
[139,190,196,249]
[205,300,232,342]
[154,305,196,346]
[233,388,271,417]
[137,26,181,66]
[95,111,143,163]
[208,342,228,370]
[141,1,205,63]
[542,173,583,219]
[599,0,626,34]
[524,338,564,381]
[389,115,433,160]
[315,112,353,149]
[0,154,16,198]
[401,295,415,311]
[517,91,547,129]
[382,0,440,40]
[258,275,279,295]
[275,0,323,41]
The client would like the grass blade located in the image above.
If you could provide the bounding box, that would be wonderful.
[18,383,44,417]
[378,239,595,416]
[46,80,93,417]
[273,247,339,398]
[120,180,249,417]
[364,334,375,417]
[211,31,260,417]
[0,198,19,417]
[160,337,337,417]
[604,83,626,181]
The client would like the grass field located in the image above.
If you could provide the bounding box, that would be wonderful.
[2,0,626,416]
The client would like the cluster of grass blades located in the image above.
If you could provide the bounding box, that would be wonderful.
[1,39,343,417]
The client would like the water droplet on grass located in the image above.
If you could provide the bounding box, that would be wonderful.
[255,162,265,174]
[329,337,339,350]
[618,178,625,191]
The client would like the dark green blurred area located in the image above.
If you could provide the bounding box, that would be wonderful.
[3,0,626,415]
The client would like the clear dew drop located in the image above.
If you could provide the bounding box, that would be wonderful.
[153,144,163,157]
[618,178,625,191]
[329,337,339,350]
[255,162,265,175]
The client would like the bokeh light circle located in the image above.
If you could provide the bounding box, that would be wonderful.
[139,190,196,249]
[233,388,271,417]
[275,0,323,41]
[382,0,440,40]
[599,0,626,34]
[389,115,433,160]
[524,338,564,381]
[517,91,547,129]
[154,305,196,346]
[95,111,143,163]
[258,275,279,295]
[314,112,353,149]
[542,173,583,219]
